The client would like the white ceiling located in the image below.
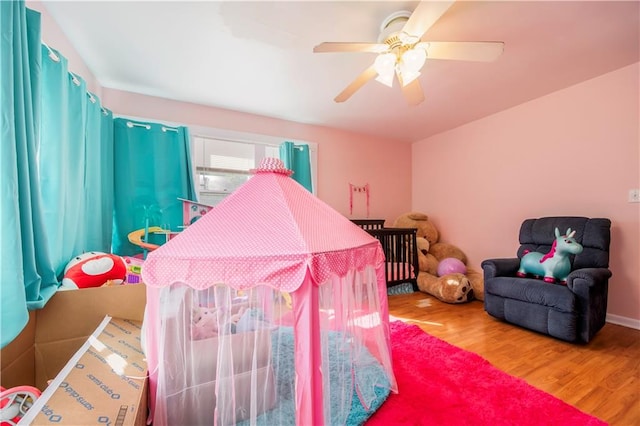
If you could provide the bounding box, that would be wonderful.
[41,1,639,143]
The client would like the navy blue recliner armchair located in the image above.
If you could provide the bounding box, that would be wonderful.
[482,217,611,343]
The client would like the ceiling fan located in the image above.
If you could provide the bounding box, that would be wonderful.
[313,1,504,106]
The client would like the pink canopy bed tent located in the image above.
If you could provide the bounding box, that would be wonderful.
[141,159,397,425]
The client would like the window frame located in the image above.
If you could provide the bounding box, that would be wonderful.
[189,125,318,201]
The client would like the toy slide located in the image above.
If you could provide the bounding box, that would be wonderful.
[128,226,165,252]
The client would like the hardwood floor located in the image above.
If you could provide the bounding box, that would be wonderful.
[387,292,640,426]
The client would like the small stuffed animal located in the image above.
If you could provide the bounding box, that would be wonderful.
[60,252,127,290]
[191,307,219,340]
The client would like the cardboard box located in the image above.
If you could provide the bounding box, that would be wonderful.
[0,285,147,425]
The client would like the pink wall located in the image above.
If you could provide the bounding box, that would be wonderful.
[412,63,640,323]
[102,89,412,223]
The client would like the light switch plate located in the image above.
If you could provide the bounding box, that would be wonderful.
[629,189,640,203]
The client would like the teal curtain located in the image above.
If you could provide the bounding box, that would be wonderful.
[1,2,58,348]
[280,141,313,192]
[39,51,86,273]
[39,47,114,276]
[1,2,115,348]
[84,97,115,251]
[99,106,115,248]
[113,119,197,256]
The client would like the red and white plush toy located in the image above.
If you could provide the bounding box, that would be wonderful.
[60,252,127,290]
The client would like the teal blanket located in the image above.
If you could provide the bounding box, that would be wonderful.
[240,326,390,425]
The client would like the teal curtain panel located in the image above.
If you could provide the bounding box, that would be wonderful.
[112,119,197,256]
[1,2,115,349]
[279,141,313,192]
[1,2,57,348]
[84,96,115,252]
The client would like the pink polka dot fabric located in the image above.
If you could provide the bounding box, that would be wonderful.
[249,157,293,176]
[141,159,385,292]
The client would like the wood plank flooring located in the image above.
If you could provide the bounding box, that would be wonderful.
[387,292,640,426]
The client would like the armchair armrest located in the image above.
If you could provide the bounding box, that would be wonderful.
[481,258,521,280]
[566,268,612,294]
[566,267,612,342]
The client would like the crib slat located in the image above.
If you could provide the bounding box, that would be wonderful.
[350,220,419,290]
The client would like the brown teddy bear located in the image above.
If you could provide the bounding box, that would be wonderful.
[394,212,484,304]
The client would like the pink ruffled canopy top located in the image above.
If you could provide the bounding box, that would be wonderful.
[142,158,384,291]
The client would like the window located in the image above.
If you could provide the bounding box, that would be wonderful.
[190,126,317,206]
[191,136,278,205]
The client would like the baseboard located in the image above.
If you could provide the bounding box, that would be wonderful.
[606,313,640,330]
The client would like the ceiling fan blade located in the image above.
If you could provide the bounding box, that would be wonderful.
[419,41,504,62]
[334,64,378,103]
[399,76,425,106]
[313,42,388,53]
[402,0,455,40]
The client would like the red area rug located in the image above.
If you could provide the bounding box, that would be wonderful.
[366,321,606,426]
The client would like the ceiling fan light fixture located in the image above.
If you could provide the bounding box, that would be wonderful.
[374,52,397,87]
[399,70,421,87]
[375,73,394,88]
[374,52,396,75]
[400,47,427,73]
